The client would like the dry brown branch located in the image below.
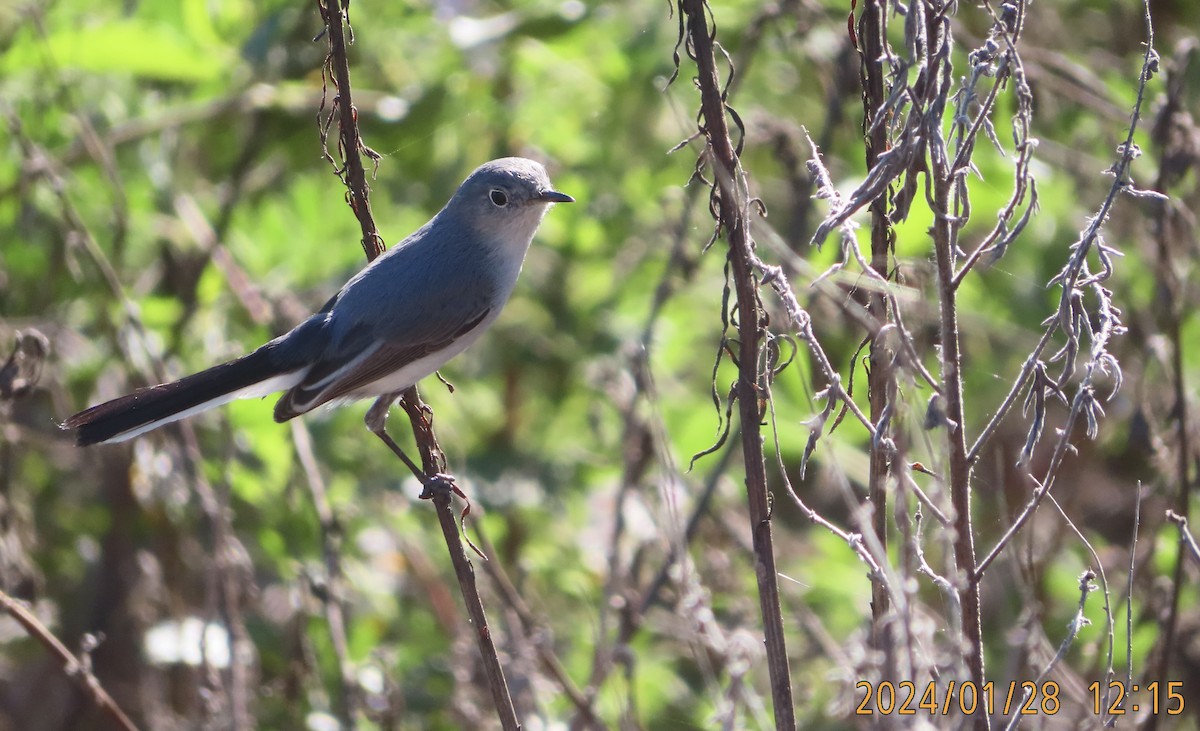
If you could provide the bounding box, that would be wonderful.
[315,2,519,727]
[1165,511,1200,568]
[291,420,359,728]
[1000,570,1094,731]
[875,0,993,710]
[316,0,383,260]
[473,526,603,727]
[857,0,897,643]
[1146,39,1198,731]
[396,394,520,729]
[0,589,140,731]
[676,0,796,726]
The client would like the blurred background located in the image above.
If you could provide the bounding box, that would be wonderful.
[1,0,1198,728]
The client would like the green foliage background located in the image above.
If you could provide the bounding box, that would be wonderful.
[1,0,1198,728]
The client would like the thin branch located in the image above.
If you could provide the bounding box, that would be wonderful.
[473,526,604,728]
[1048,492,1115,724]
[1113,484,1144,728]
[316,0,383,260]
[973,0,1157,581]
[315,3,518,727]
[857,0,897,638]
[973,398,1082,579]
[1001,570,1094,731]
[968,0,1156,467]
[292,420,358,729]
[1165,511,1200,567]
[920,0,988,711]
[394,394,521,730]
[677,0,796,725]
[0,590,140,731]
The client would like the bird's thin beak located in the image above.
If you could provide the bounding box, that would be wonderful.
[538,190,574,203]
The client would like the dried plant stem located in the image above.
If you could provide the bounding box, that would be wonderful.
[1165,512,1200,568]
[680,0,796,726]
[924,4,987,718]
[1001,570,1094,731]
[473,527,601,726]
[931,187,987,726]
[316,3,518,727]
[317,0,383,260]
[926,132,984,729]
[394,393,520,730]
[1148,28,1194,730]
[292,420,358,729]
[0,589,140,731]
[858,0,896,638]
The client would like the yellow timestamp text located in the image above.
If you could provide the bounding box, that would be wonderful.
[854,680,1063,716]
[1088,681,1185,716]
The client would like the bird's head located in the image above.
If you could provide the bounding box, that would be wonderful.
[450,157,573,244]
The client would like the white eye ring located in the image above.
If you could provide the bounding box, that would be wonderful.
[489,189,509,207]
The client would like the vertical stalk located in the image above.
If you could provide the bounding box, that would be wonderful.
[932,175,987,728]
[932,175,987,717]
[919,4,987,725]
[318,0,383,260]
[318,2,518,726]
[681,1,796,726]
[859,0,894,639]
[1146,47,1194,728]
[927,67,990,731]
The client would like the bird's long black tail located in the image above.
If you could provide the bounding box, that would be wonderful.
[65,346,303,446]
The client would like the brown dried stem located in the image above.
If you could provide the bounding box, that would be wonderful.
[678,0,796,726]
[316,2,518,728]
[857,0,897,641]
[0,589,140,731]
[1147,37,1196,730]
[291,420,358,728]
[316,0,383,260]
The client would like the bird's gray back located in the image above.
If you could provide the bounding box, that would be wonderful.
[325,216,501,350]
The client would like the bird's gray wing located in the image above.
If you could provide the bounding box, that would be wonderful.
[273,227,500,420]
[272,306,490,421]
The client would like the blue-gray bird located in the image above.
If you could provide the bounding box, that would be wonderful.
[66,157,572,446]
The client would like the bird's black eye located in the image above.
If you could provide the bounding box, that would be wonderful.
[489,189,509,207]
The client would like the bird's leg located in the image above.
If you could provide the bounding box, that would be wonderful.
[365,395,455,498]
[366,395,483,557]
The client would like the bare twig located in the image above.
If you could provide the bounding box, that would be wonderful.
[676,0,796,725]
[857,0,897,642]
[316,0,383,260]
[1048,492,1115,723]
[395,395,520,729]
[974,403,1081,579]
[1165,511,1200,567]
[315,3,518,727]
[1113,484,1144,728]
[917,0,988,711]
[0,590,140,731]
[1147,35,1197,731]
[292,420,359,728]
[1001,570,1094,731]
[473,527,603,727]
